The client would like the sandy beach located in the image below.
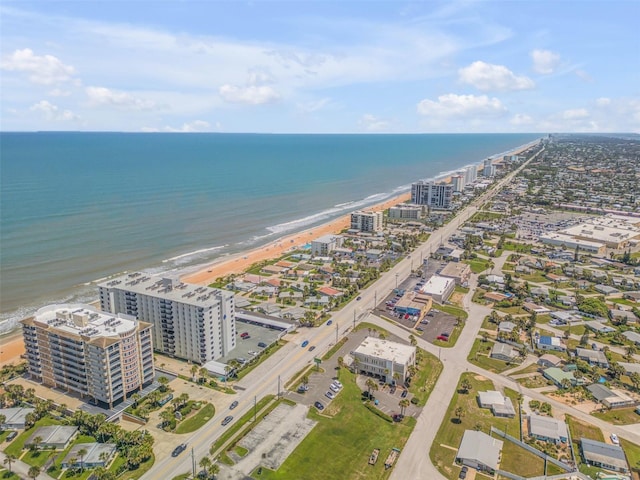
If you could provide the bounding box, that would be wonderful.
[182,191,412,285]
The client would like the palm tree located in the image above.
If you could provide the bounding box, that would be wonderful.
[199,456,212,475]
[160,409,174,429]
[460,378,472,394]
[399,398,410,416]
[31,435,43,452]
[199,367,209,383]
[207,462,220,479]
[408,334,417,346]
[301,375,309,388]
[3,453,17,473]
[191,364,199,382]
[28,465,41,479]
[78,447,88,471]
[365,378,377,398]
[158,376,170,392]
[454,406,465,423]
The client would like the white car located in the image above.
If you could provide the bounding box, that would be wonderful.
[610,433,619,445]
[332,380,343,389]
[330,384,340,392]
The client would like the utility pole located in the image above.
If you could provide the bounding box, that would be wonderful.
[374,291,377,308]
[254,395,257,422]
[353,310,356,330]
[277,375,280,398]
[191,448,196,477]
[335,323,339,344]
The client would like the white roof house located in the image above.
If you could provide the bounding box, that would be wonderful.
[528,414,568,444]
[478,391,516,417]
[456,430,503,473]
[623,330,640,345]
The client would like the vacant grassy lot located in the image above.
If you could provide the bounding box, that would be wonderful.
[256,369,416,480]
[465,259,492,274]
[175,402,215,434]
[621,438,640,474]
[592,407,640,426]
[467,338,518,373]
[430,373,522,479]
[508,363,540,376]
[408,348,443,406]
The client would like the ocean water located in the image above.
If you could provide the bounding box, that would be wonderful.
[0,132,539,328]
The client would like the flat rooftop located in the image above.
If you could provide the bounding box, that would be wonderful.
[421,275,454,296]
[353,337,415,364]
[99,272,233,308]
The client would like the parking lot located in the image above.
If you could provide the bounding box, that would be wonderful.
[218,319,284,365]
[419,309,457,343]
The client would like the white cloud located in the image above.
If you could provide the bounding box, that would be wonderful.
[417,93,507,118]
[30,100,79,121]
[531,49,561,74]
[510,113,534,126]
[458,61,534,91]
[575,69,593,82]
[561,108,589,120]
[358,114,391,132]
[219,84,280,105]
[142,120,217,133]
[85,86,156,110]
[596,97,611,107]
[1,48,76,85]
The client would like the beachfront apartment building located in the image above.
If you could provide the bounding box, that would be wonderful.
[352,337,415,385]
[451,174,466,192]
[483,159,496,177]
[21,304,154,409]
[465,165,478,184]
[311,234,343,256]
[350,210,383,232]
[411,181,453,209]
[98,273,235,364]
[388,204,426,220]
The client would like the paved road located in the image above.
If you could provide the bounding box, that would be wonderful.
[0,450,50,480]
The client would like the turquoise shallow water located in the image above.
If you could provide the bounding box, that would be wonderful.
[0,132,539,325]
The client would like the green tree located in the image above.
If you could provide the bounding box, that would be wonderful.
[28,466,41,479]
[460,378,472,394]
[3,453,17,473]
[78,447,88,471]
[399,398,410,416]
[454,406,465,423]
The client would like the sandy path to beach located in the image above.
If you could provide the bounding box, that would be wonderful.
[182,192,411,285]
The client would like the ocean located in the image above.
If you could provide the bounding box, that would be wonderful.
[0,132,539,329]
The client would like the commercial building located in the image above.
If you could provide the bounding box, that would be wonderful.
[393,292,432,321]
[388,204,426,220]
[352,337,416,385]
[21,304,154,409]
[456,430,503,474]
[411,181,453,209]
[420,275,455,303]
[580,438,629,473]
[439,262,471,286]
[350,210,383,232]
[311,234,343,256]
[99,273,236,364]
[538,233,606,255]
[528,414,568,444]
[560,220,640,249]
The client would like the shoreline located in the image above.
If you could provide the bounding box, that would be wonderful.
[0,139,539,367]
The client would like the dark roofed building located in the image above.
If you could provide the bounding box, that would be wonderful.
[580,438,629,473]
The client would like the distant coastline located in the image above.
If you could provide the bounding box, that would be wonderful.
[0,133,541,334]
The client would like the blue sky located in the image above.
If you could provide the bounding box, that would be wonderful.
[1,1,638,133]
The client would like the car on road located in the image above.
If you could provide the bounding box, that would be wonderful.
[436,335,449,341]
[229,401,238,410]
[611,433,620,445]
[326,320,333,326]
[258,342,267,348]
[356,296,361,301]
[314,401,324,411]
[221,415,234,426]
[309,345,316,351]
[325,391,335,400]
[172,443,187,457]
[416,327,424,332]
[301,340,309,348]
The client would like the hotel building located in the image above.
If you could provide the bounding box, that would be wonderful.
[99,273,235,364]
[411,181,453,209]
[350,210,383,232]
[21,304,154,409]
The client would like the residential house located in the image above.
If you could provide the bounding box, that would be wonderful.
[498,321,517,334]
[536,336,566,352]
[477,391,516,418]
[586,384,636,409]
[490,343,519,363]
[26,426,78,450]
[575,348,609,368]
[0,407,34,430]
[580,438,629,473]
[61,443,117,469]
[523,302,551,314]
[543,368,580,388]
[622,330,640,345]
[594,284,620,295]
[456,430,503,474]
[584,321,616,334]
[538,354,562,368]
[528,414,568,444]
[609,309,637,324]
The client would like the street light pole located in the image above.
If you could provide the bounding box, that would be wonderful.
[335,323,339,344]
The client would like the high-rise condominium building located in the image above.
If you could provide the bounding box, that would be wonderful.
[465,165,478,184]
[451,174,466,192]
[411,181,453,209]
[21,304,154,409]
[350,210,383,232]
[98,273,235,364]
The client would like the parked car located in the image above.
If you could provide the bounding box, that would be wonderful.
[172,443,187,457]
[301,340,309,348]
[325,391,335,400]
[221,415,234,426]
[330,383,340,392]
[314,401,325,411]
[332,380,343,389]
[401,389,408,398]
[390,386,396,394]
[441,332,450,337]
[240,332,249,338]
[436,335,449,341]
[611,433,620,445]
[5,431,17,441]
[297,385,309,393]
[416,327,424,332]
[356,296,362,301]
[258,342,267,348]
[229,401,238,410]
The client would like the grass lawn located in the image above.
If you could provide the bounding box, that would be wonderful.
[517,374,552,389]
[0,470,20,480]
[621,438,640,473]
[3,416,61,457]
[555,324,587,336]
[436,303,468,320]
[515,272,550,283]
[499,441,546,478]
[175,402,215,434]
[433,323,463,348]
[430,373,521,479]
[467,338,519,373]
[408,348,443,406]
[494,305,527,315]
[566,415,605,478]
[455,285,470,294]
[508,363,540,376]
[21,448,54,468]
[592,407,640,426]
[465,259,492,274]
[254,369,417,480]
[481,315,498,332]
[45,434,97,478]
[322,337,348,361]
